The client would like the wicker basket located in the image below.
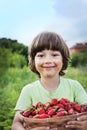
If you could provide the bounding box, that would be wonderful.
[22,111,87,130]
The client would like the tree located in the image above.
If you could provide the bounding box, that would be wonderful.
[71,50,87,67]
[0,38,28,61]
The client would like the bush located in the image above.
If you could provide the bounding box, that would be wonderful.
[10,53,27,68]
[0,48,12,69]
[70,50,87,67]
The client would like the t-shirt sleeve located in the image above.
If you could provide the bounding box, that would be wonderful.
[14,85,32,111]
[74,81,87,104]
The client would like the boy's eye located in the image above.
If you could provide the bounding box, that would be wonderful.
[36,54,44,57]
[52,53,59,56]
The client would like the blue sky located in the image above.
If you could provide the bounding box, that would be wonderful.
[0,0,87,47]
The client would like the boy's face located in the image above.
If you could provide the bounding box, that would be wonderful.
[35,49,63,78]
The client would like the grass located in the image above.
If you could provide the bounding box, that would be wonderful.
[65,67,87,91]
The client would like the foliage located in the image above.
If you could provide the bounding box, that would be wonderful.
[10,53,27,68]
[0,38,28,55]
[65,67,87,91]
[0,47,12,69]
[0,48,27,79]
[0,67,37,130]
[70,50,87,67]
[0,88,15,130]
[0,38,28,72]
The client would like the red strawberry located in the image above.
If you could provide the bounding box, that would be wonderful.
[62,98,70,103]
[38,108,46,114]
[68,108,74,115]
[80,105,87,112]
[66,104,72,111]
[35,102,43,108]
[44,102,51,110]
[57,110,67,116]
[28,115,33,118]
[58,108,65,112]
[72,104,81,112]
[59,98,70,106]
[34,114,41,118]
[39,114,49,118]
[50,98,58,105]
[34,114,49,118]
[74,110,79,114]
[47,106,53,111]
[31,109,38,116]
[71,102,77,107]
[48,109,56,117]
[22,110,30,117]
[57,103,64,109]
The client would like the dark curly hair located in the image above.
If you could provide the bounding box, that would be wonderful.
[28,31,70,77]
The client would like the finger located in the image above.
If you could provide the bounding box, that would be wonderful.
[77,115,87,121]
[65,121,82,129]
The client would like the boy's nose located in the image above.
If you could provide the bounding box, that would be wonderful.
[44,56,52,63]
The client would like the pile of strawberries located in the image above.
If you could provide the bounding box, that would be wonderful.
[22,98,87,119]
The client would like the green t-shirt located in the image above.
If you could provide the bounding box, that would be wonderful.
[15,77,87,110]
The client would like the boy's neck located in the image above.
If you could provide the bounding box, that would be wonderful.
[40,75,60,92]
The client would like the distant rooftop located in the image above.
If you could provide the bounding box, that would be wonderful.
[70,42,87,54]
[70,42,87,49]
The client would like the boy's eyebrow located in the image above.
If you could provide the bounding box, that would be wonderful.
[36,52,43,54]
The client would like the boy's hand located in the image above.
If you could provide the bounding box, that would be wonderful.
[65,113,87,130]
[65,120,87,130]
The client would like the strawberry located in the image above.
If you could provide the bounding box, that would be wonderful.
[74,110,79,114]
[44,102,51,110]
[72,104,81,112]
[57,110,67,116]
[57,103,64,109]
[35,102,43,108]
[62,98,70,103]
[66,104,72,111]
[48,109,56,117]
[58,108,65,112]
[68,108,74,115]
[53,105,59,111]
[28,115,33,118]
[59,98,70,106]
[34,114,49,118]
[47,106,53,111]
[31,109,38,116]
[71,102,77,107]
[34,114,41,118]
[80,105,87,112]
[50,98,58,105]
[22,110,30,117]
[38,108,46,114]
[39,114,49,118]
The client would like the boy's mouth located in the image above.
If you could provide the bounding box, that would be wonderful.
[42,66,56,69]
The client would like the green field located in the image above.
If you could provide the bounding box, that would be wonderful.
[65,67,87,91]
[0,66,87,130]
